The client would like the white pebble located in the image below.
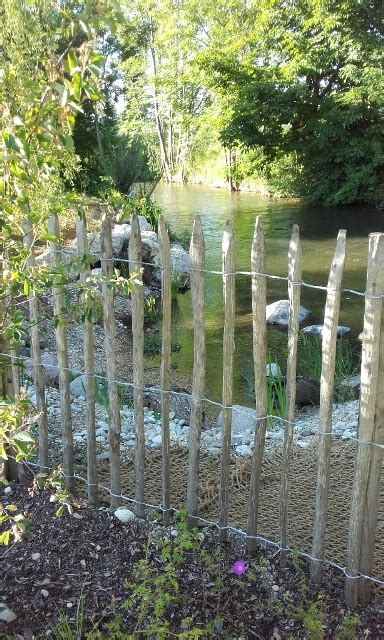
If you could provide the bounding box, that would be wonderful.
[41,589,49,598]
[114,507,135,523]
[4,486,12,495]
[0,604,17,623]
[32,552,41,561]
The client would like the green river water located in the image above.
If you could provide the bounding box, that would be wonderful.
[153,183,384,405]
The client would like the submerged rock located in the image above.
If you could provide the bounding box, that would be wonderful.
[266,300,310,326]
[302,324,351,337]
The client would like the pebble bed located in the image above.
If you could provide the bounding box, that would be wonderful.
[27,385,360,463]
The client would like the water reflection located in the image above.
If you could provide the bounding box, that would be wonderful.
[154,183,383,403]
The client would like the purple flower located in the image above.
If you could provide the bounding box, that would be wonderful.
[232,559,247,576]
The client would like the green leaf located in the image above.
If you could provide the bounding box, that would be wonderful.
[0,531,11,545]
[6,504,18,512]
[13,431,34,443]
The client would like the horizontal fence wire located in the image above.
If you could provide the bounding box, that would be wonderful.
[20,246,383,299]
[3,351,383,451]
[5,452,384,588]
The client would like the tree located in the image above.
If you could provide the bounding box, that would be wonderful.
[119,0,210,183]
[206,0,384,205]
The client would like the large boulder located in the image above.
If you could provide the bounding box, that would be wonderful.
[296,376,320,405]
[266,300,310,326]
[143,386,192,423]
[87,223,131,260]
[217,404,257,435]
[302,324,350,338]
[26,351,74,387]
[35,248,79,282]
[170,244,191,290]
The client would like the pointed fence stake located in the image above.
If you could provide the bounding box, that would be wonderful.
[218,221,235,542]
[129,214,145,518]
[311,230,346,583]
[186,216,205,524]
[345,232,384,607]
[101,214,122,510]
[279,225,302,568]
[23,218,48,472]
[158,216,171,525]
[76,215,98,505]
[247,217,267,553]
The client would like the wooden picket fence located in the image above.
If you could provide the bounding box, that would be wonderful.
[7,212,384,607]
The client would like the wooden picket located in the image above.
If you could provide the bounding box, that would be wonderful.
[101,215,122,510]
[279,224,302,568]
[186,216,206,522]
[76,216,98,505]
[247,217,267,552]
[22,218,48,472]
[345,233,384,606]
[218,221,235,541]
[158,216,172,525]
[48,213,74,494]
[311,230,346,583]
[129,214,145,518]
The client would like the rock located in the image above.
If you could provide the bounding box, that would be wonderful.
[87,223,131,260]
[151,434,162,445]
[0,603,17,623]
[296,376,320,405]
[170,244,191,290]
[138,216,152,232]
[4,486,12,495]
[296,441,310,449]
[266,362,282,378]
[266,300,310,326]
[32,552,41,561]
[336,375,361,399]
[143,386,192,424]
[302,324,351,338]
[25,352,66,387]
[235,444,252,457]
[97,452,110,462]
[114,507,135,523]
[41,589,49,598]
[217,404,256,435]
[342,430,355,440]
[70,374,87,397]
[35,247,79,282]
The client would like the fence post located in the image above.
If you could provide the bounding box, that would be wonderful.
[358,286,384,603]
[48,213,74,494]
[186,216,205,524]
[158,216,171,525]
[218,221,235,542]
[22,218,48,472]
[345,232,384,607]
[129,214,145,518]
[76,216,98,506]
[101,214,122,510]
[311,230,346,583]
[247,216,267,553]
[279,224,302,568]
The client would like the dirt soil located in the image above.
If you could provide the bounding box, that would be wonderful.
[1,486,383,640]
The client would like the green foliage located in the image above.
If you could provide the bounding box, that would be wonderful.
[144,331,181,356]
[207,0,384,205]
[144,296,161,323]
[335,614,360,640]
[293,596,326,640]
[299,335,358,399]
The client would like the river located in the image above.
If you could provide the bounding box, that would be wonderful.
[153,183,383,404]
